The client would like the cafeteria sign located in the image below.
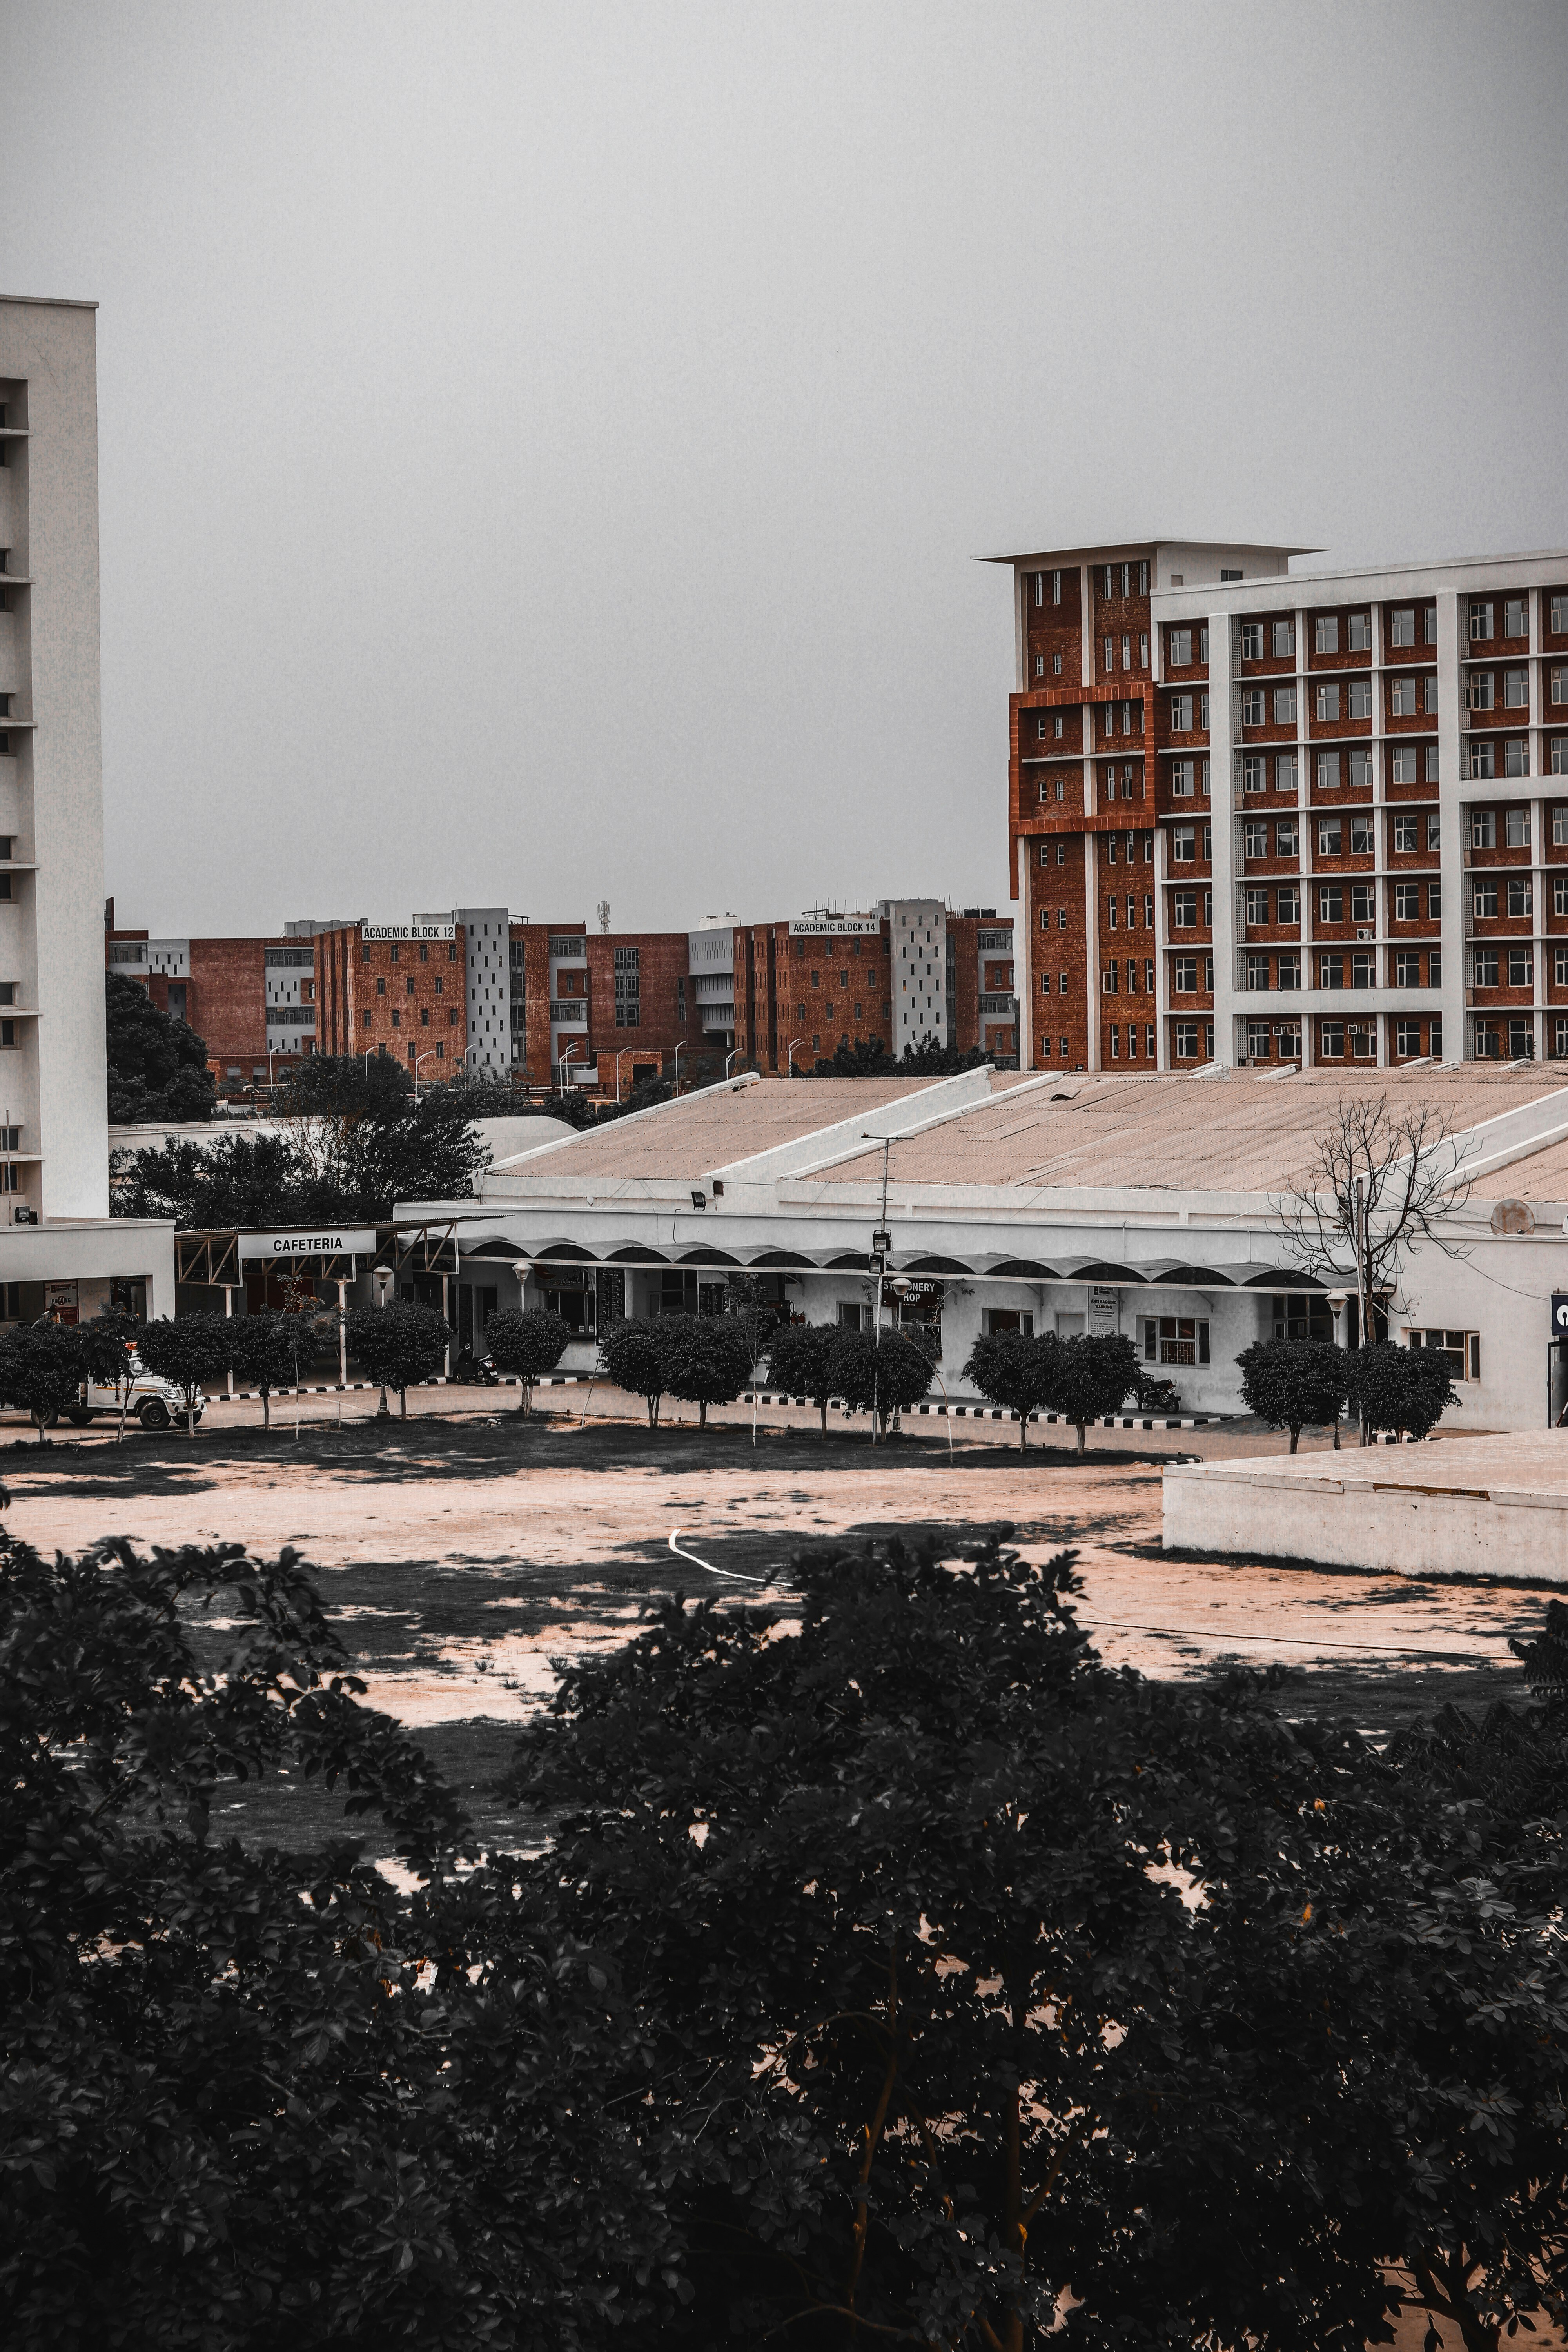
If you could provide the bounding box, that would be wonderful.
[238,1229,377,1262]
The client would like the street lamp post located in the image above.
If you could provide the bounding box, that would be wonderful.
[413,1049,436,1105]
[725,1047,743,1078]
[673,1040,685,1097]
[613,1047,630,1104]
[786,1037,803,1073]
[558,1043,578,1092]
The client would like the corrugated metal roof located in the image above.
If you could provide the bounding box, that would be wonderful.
[484,1077,938,1184]
[816,1069,1568,1196]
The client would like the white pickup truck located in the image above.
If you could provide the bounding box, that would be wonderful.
[42,1356,205,1433]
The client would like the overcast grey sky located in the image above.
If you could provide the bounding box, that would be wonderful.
[6,1,1567,936]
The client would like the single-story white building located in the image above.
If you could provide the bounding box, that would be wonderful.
[400,1064,1568,1431]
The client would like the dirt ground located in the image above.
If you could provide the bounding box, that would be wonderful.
[2,1387,1548,1851]
[5,1390,1552,2352]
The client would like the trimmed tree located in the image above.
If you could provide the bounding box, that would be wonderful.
[0,1322,89,1443]
[764,1319,840,1437]
[1036,1330,1141,1455]
[656,1314,753,1432]
[229,1308,321,1432]
[82,1305,145,1443]
[1346,1338,1459,1441]
[344,1299,450,1419]
[598,1316,669,1428]
[483,1306,570,1418]
[826,1325,933,1437]
[1236,1335,1352,1454]
[963,1328,1053,1450]
[134,1314,234,1437]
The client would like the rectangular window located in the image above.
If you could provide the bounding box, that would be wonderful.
[1393,815,1418,853]
[1317,751,1341,790]
[1471,743,1497,780]
[1242,751,1266,792]
[1509,948,1534,987]
[1319,954,1344,989]
[1172,892,1197,928]
[1408,1330,1480,1383]
[1348,611,1372,652]
[1348,748,1373,790]
[1389,608,1415,648]
[1241,688,1265,726]
[1276,819,1299,858]
[1505,740,1530,777]
[1315,615,1339,655]
[1470,601,1494,642]
[1318,817,1343,856]
[1273,619,1295,658]
[1505,598,1528,639]
[1174,1022,1199,1060]
[1245,886,1269,924]
[1468,671,1495,711]
[1391,743,1417,780]
[1174,956,1198,992]
[1319,1020,1344,1058]
[1277,883,1300,924]
[1474,880,1499,918]
[1319,886,1344,923]
[1471,808,1496,849]
[1508,879,1533,917]
[1350,883,1375,922]
[1245,952,1270,990]
[1505,807,1530,847]
[1143,1314,1210,1366]
[1348,680,1373,720]
[1244,821,1269,859]
[1316,682,1340,722]
[1351,953,1375,988]
[1427,813,1441,851]
[1170,627,1192,667]
[1241,622,1263,660]
[1504,666,1528,708]
[1278,951,1302,988]
[1350,816,1374,855]
[1396,951,1421,985]
[1424,675,1439,714]
[1390,678,1417,717]
[1171,693,1194,730]
[1395,883,1419,920]
[1274,685,1298,724]
[1429,882,1443,920]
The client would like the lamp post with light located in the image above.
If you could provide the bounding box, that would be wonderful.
[786,1037,803,1073]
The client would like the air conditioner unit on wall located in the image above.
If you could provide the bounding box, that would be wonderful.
[1356,928,1373,942]
[12,1205,34,1225]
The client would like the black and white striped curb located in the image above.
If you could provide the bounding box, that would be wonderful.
[207,1373,589,1402]
[740,1393,1224,1430]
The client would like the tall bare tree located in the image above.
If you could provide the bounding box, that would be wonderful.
[1272,1093,1473,1432]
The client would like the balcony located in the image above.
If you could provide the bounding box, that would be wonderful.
[979,994,1017,1014]
[548,1001,588,1026]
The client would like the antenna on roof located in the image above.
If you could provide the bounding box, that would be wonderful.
[597,899,610,934]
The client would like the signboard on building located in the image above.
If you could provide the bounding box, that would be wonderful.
[44,1280,78,1325]
[238,1230,377,1263]
[1086,1284,1120,1334]
[788,915,882,937]
[1553,1293,1568,1337]
[361,921,456,943]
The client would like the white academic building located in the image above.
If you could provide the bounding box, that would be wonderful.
[0,295,173,1325]
[403,1062,1568,1435]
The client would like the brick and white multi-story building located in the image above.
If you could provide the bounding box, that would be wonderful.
[999,537,1568,1071]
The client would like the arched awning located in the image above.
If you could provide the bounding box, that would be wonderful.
[1134,1260,1237,1288]
[979,1256,1063,1279]
[1060,1259,1145,1285]
[678,1247,741,1266]
[897,1253,975,1276]
[744,1247,818,1269]
[826,1250,872,1270]
[604,1244,668,1263]
[533,1241,598,1263]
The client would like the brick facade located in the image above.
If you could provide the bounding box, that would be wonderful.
[313,926,468,1074]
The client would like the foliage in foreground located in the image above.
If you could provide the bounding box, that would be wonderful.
[105,971,216,1125]
[5,1517,1568,2350]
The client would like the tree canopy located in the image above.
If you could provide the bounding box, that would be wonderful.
[1346,1338,1460,1440]
[764,1319,840,1435]
[137,1314,233,1434]
[8,1516,1568,2349]
[1235,1336,1350,1453]
[826,1325,934,1432]
[344,1300,450,1416]
[964,1328,1054,1448]
[483,1306,570,1416]
[655,1314,753,1430]
[104,971,216,1125]
[112,1093,489,1229]
[1036,1330,1140,1454]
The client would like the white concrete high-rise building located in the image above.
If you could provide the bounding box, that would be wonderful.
[0,296,172,1323]
[884,898,949,1053]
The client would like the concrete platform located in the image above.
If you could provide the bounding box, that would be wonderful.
[1163,1434,1568,1580]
